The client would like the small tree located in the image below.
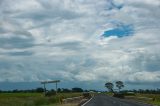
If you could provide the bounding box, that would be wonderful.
[115,81,124,92]
[57,88,61,93]
[72,87,83,92]
[36,87,44,93]
[62,88,71,93]
[105,82,114,92]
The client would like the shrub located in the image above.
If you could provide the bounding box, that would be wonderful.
[113,93,125,98]
[45,91,56,97]
[123,92,135,96]
[83,92,91,99]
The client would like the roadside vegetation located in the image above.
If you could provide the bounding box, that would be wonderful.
[105,81,160,106]
[0,88,83,106]
[126,93,160,106]
[0,92,82,106]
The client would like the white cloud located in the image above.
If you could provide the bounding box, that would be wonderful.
[0,0,160,89]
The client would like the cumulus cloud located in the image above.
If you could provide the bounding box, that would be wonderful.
[0,0,160,89]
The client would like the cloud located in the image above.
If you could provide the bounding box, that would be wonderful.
[0,35,35,49]
[0,0,160,89]
[6,51,34,56]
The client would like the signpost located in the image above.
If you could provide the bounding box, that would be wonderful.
[41,80,60,95]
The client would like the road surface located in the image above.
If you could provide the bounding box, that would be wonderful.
[83,94,152,106]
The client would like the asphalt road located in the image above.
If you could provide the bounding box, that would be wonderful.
[83,94,152,106]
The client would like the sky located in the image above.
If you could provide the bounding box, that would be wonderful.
[0,0,160,90]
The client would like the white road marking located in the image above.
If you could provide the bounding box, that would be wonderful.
[81,97,93,106]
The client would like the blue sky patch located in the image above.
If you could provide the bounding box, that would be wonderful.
[105,0,123,10]
[102,24,134,38]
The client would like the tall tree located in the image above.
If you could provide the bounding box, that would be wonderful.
[115,81,124,92]
[105,82,114,92]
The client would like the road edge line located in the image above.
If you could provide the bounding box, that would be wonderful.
[81,97,93,106]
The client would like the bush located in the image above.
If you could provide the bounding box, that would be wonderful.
[113,93,125,98]
[83,92,91,99]
[45,91,56,97]
[72,88,83,92]
[123,92,135,96]
[36,88,44,93]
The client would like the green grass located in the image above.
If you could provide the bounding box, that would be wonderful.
[0,92,82,106]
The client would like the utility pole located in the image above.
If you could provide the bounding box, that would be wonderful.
[56,82,58,94]
[43,83,46,95]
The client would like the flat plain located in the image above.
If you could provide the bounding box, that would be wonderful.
[0,92,81,106]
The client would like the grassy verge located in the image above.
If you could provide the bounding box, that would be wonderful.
[136,94,160,106]
[0,92,82,106]
[105,92,160,106]
[125,93,160,106]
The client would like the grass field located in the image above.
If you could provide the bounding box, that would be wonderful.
[125,93,160,106]
[135,94,160,106]
[0,92,82,106]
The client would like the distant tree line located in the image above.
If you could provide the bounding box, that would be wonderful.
[0,88,45,93]
[1,87,159,94]
[0,87,93,93]
[121,89,160,94]
[57,87,84,93]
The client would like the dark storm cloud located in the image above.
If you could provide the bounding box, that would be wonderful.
[6,51,34,56]
[0,35,35,49]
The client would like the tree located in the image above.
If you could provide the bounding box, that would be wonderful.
[72,87,83,92]
[62,88,71,93]
[36,87,44,93]
[105,82,114,92]
[115,81,124,92]
[57,88,61,93]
